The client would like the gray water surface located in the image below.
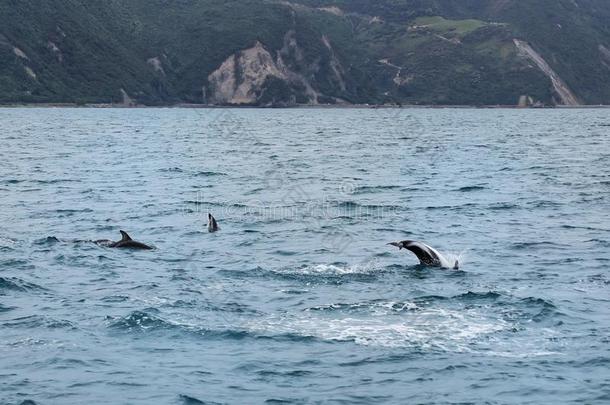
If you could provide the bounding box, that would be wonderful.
[0,108,609,404]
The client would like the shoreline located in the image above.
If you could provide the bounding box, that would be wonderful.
[0,102,609,109]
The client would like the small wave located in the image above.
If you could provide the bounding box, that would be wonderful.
[33,236,61,245]
[332,201,402,211]
[374,228,413,235]
[33,179,80,184]
[0,258,33,269]
[106,310,250,339]
[0,304,16,312]
[179,394,222,405]
[0,277,46,293]
[529,200,562,208]
[244,187,265,195]
[586,274,610,285]
[307,300,420,314]
[0,237,18,248]
[519,297,559,322]
[562,225,609,232]
[107,310,173,332]
[101,295,130,303]
[354,185,402,194]
[456,291,502,301]
[519,297,556,308]
[194,171,227,177]
[334,201,361,209]
[510,241,564,250]
[183,200,223,209]
[426,203,477,211]
[488,202,519,210]
[2,315,75,329]
[56,208,93,213]
[274,250,299,256]
[456,185,486,192]
[54,208,94,217]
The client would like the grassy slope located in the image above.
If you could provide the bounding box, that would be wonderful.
[350,13,550,105]
[295,0,610,104]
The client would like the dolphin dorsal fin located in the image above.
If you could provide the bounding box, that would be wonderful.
[119,230,132,241]
[453,260,459,270]
[208,213,219,232]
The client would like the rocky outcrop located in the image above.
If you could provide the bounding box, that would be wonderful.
[24,66,37,80]
[147,56,165,75]
[206,41,288,105]
[318,6,344,16]
[13,46,29,60]
[513,39,580,106]
[120,89,136,106]
[206,30,350,106]
[321,35,347,92]
[47,41,63,62]
[600,45,610,69]
[276,30,321,103]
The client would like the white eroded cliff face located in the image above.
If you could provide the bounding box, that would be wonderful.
[600,45,610,70]
[207,41,287,105]
[513,39,580,106]
[206,31,351,105]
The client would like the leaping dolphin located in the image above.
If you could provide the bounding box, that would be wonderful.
[96,231,153,250]
[388,240,458,269]
[208,213,219,233]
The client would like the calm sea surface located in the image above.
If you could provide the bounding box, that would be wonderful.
[0,108,609,404]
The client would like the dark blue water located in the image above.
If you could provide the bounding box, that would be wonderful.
[1,108,609,404]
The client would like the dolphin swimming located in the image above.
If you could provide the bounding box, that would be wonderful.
[388,240,458,269]
[96,231,153,250]
[208,213,219,233]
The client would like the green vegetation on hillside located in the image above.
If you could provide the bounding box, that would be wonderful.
[0,0,608,105]
[411,16,488,36]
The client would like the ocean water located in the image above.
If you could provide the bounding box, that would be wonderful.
[0,107,609,404]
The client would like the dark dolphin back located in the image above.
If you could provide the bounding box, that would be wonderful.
[115,240,153,250]
[109,231,153,250]
[403,241,440,266]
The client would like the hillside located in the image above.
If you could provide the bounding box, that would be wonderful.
[1,0,609,106]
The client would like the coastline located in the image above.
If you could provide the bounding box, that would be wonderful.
[0,102,609,109]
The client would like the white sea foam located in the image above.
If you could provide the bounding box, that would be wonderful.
[435,249,469,269]
[0,237,17,248]
[279,260,382,276]
[247,306,509,351]
[247,301,561,357]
